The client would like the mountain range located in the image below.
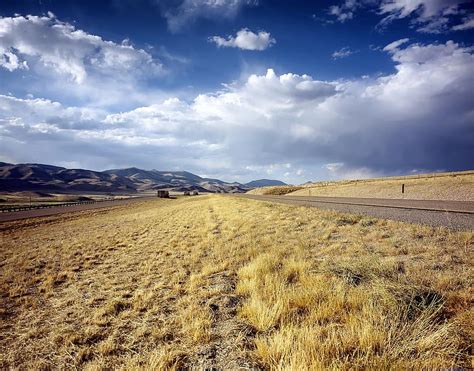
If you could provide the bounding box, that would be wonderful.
[0,162,286,194]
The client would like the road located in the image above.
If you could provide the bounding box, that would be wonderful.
[2,194,473,231]
[0,197,153,223]
[235,194,474,231]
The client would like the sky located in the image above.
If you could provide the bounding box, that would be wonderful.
[0,0,473,184]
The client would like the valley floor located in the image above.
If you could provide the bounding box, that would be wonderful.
[0,196,473,369]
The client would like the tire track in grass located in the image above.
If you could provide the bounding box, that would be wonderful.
[185,199,258,369]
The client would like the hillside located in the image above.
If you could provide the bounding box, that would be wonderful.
[0,163,137,193]
[104,168,245,193]
[291,170,474,201]
[248,170,474,201]
[0,163,250,194]
[247,185,304,195]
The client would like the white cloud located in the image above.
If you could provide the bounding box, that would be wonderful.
[163,0,257,32]
[379,0,471,33]
[416,16,450,33]
[0,95,105,131]
[332,47,356,59]
[210,28,275,50]
[1,41,473,183]
[383,38,410,52]
[379,0,463,19]
[0,13,163,83]
[452,14,474,30]
[328,0,473,33]
[0,51,28,71]
[328,0,360,22]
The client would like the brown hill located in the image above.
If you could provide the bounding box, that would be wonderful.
[0,163,249,194]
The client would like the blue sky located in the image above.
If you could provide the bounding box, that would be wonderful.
[0,0,473,183]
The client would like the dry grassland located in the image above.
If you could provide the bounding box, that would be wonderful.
[247,186,305,196]
[249,171,474,200]
[0,196,473,369]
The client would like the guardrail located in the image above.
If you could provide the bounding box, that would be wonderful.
[0,197,139,213]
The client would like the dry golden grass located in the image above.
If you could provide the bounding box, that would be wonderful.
[248,170,474,201]
[0,195,473,369]
[291,171,474,201]
[247,186,304,196]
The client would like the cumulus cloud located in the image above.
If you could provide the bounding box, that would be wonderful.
[0,13,163,83]
[0,95,105,131]
[161,0,257,32]
[210,28,275,50]
[1,41,473,182]
[332,47,356,59]
[0,51,28,72]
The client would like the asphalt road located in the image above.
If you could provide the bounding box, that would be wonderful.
[235,194,474,231]
[0,197,153,223]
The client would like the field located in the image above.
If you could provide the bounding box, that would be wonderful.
[1,196,473,369]
[248,171,474,200]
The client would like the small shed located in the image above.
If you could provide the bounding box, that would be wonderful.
[183,191,191,196]
[157,190,170,198]
[192,191,199,196]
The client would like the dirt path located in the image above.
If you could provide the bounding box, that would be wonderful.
[186,204,257,368]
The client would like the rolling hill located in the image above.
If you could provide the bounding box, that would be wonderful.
[104,167,246,193]
[244,179,287,188]
[0,163,284,194]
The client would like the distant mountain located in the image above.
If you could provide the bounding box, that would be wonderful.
[104,167,246,193]
[0,163,253,194]
[0,163,136,193]
[244,179,287,188]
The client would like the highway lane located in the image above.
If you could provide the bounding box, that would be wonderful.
[235,194,474,231]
